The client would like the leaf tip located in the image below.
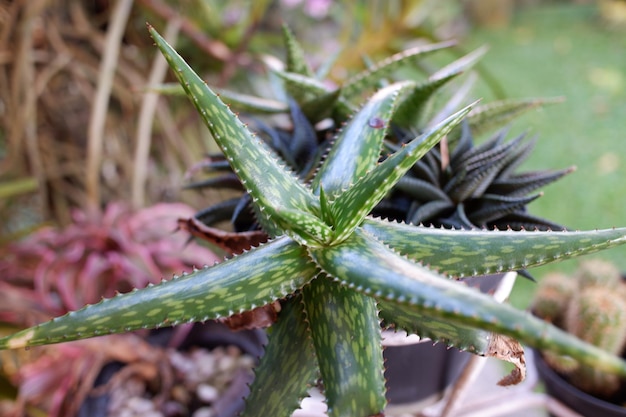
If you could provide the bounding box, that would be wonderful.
[2,328,36,350]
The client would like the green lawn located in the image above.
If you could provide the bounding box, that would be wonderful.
[463,4,626,307]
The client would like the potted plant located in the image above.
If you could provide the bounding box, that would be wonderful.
[532,259,626,416]
[3,25,626,417]
[177,26,573,411]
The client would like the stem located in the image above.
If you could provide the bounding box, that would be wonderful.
[131,18,181,209]
[86,0,134,213]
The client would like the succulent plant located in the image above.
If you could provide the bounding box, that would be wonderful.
[0,202,220,417]
[378,122,574,230]
[3,26,626,417]
[533,259,626,399]
[0,202,220,318]
[183,26,569,254]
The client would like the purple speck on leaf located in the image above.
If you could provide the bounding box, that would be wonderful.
[368,117,385,129]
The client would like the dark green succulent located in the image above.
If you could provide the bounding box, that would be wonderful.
[2,26,626,417]
[378,122,575,230]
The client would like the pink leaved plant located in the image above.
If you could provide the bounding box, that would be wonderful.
[0,202,220,417]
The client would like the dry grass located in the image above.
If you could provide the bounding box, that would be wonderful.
[0,0,249,236]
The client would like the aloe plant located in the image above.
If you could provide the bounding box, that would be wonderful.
[183,27,567,253]
[2,26,626,417]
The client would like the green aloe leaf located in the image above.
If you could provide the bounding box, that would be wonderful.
[146,83,289,114]
[379,300,490,354]
[0,237,317,349]
[149,26,326,243]
[341,41,456,99]
[329,102,475,242]
[392,73,460,129]
[243,296,319,417]
[431,45,489,81]
[269,207,333,246]
[310,228,626,377]
[268,68,356,120]
[300,88,342,123]
[361,218,626,278]
[466,97,563,139]
[392,46,487,129]
[313,81,414,197]
[282,24,315,77]
[303,276,386,417]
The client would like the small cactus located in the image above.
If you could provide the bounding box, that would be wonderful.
[533,259,626,398]
[531,272,577,328]
[574,258,622,289]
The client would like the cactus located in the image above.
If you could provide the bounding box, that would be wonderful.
[534,259,626,398]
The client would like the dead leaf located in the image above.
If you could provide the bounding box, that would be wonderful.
[178,217,269,254]
[220,301,282,331]
[486,333,526,386]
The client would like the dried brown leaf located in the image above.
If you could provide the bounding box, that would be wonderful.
[486,333,526,386]
[220,301,282,331]
[178,217,269,254]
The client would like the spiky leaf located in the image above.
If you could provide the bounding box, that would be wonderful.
[303,276,386,417]
[392,46,487,129]
[146,83,289,114]
[0,237,316,349]
[243,296,319,417]
[313,81,414,197]
[329,103,475,242]
[282,24,315,77]
[149,26,325,243]
[466,97,563,139]
[392,73,460,129]
[362,218,626,278]
[379,300,490,354]
[341,41,456,99]
[310,228,626,377]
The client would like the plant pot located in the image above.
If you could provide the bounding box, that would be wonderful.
[79,322,266,417]
[384,342,470,408]
[534,349,626,417]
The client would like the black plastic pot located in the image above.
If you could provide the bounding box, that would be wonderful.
[534,350,626,417]
[384,342,469,407]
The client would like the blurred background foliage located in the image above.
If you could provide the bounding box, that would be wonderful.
[1,0,625,305]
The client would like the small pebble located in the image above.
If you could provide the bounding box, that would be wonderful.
[163,401,187,417]
[171,384,191,404]
[192,407,214,417]
[101,345,255,417]
[127,396,156,413]
[196,384,219,403]
[217,355,236,372]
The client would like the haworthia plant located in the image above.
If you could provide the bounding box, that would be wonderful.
[2,25,626,417]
